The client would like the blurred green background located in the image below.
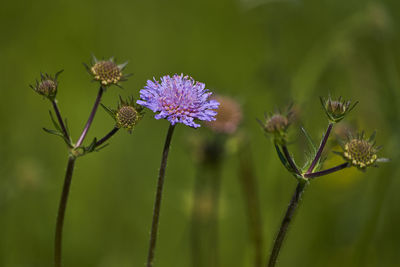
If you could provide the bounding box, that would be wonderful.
[0,0,399,266]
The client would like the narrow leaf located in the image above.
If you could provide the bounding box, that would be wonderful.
[301,126,317,154]
[48,110,62,132]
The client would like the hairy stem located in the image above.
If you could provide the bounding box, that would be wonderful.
[304,162,349,179]
[267,182,306,267]
[51,100,70,141]
[146,124,176,267]
[76,87,104,147]
[307,123,333,173]
[54,156,76,267]
[95,127,119,148]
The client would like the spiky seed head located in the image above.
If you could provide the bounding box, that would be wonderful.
[85,56,129,87]
[320,96,358,123]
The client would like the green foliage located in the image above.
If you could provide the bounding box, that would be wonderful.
[0,0,399,267]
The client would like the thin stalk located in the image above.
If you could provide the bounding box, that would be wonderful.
[54,156,76,267]
[281,145,301,175]
[267,182,306,267]
[190,162,222,267]
[304,162,349,179]
[51,100,70,141]
[95,127,119,147]
[146,124,176,267]
[76,87,104,147]
[307,123,333,173]
[238,142,263,267]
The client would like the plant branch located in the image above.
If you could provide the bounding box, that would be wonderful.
[307,123,333,173]
[304,162,349,179]
[281,145,301,175]
[76,86,104,147]
[95,127,119,148]
[51,100,70,141]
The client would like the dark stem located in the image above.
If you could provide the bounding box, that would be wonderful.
[95,127,119,147]
[267,182,306,267]
[304,162,349,179]
[54,156,76,267]
[75,87,104,147]
[146,124,176,267]
[281,145,301,175]
[307,123,333,173]
[51,100,70,141]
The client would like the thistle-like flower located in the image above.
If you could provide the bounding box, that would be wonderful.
[205,95,242,134]
[258,106,293,144]
[102,96,144,133]
[30,70,63,100]
[85,56,129,87]
[137,74,220,128]
[320,96,358,123]
[337,131,387,170]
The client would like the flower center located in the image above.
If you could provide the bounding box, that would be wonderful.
[344,139,377,168]
[117,106,137,128]
[91,61,122,85]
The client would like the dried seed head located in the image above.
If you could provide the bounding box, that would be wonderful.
[102,96,144,133]
[30,71,63,100]
[320,96,358,123]
[205,95,242,134]
[85,56,129,87]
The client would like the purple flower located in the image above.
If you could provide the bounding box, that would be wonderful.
[137,74,220,128]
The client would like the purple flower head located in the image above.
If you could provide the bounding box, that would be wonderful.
[137,74,219,128]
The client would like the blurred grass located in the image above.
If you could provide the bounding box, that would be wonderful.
[0,0,399,266]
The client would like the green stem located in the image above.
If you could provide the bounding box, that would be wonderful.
[54,156,76,267]
[238,142,263,267]
[146,124,176,267]
[267,182,306,267]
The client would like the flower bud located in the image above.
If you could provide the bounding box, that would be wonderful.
[259,105,293,145]
[30,71,63,100]
[102,96,144,133]
[320,96,358,123]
